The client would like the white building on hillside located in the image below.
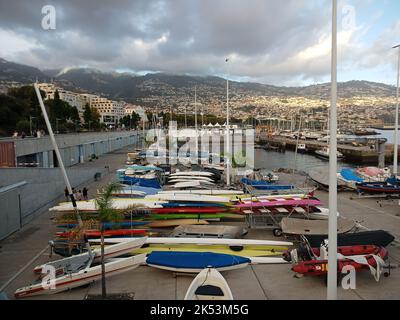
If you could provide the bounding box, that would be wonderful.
[91,98,125,126]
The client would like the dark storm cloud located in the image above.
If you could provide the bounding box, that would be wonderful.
[0,0,381,85]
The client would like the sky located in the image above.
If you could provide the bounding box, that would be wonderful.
[0,0,399,86]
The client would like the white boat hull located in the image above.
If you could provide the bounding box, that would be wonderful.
[15,254,146,298]
[184,268,233,300]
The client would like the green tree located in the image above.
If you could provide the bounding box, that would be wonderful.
[16,119,30,134]
[83,103,92,126]
[95,182,123,299]
[91,107,101,130]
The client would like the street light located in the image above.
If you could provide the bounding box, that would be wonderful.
[392,44,400,177]
[56,118,61,134]
[29,116,36,136]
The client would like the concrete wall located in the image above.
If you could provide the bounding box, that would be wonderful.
[7,131,141,168]
[12,131,140,157]
[0,167,105,226]
[0,182,25,241]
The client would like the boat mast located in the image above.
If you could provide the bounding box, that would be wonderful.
[294,113,302,171]
[327,0,338,300]
[34,83,82,225]
[225,58,230,186]
[393,44,400,177]
[194,86,199,162]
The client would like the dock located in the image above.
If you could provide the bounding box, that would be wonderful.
[257,135,388,164]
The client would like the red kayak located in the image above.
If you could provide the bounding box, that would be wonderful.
[291,245,388,276]
[56,229,147,238]
[151,207,230,214]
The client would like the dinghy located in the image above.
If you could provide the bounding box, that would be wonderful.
[56,229,147,239]
[148,219,209,228]
[15,254,146,298]
[236,197,322,208]
[49,198,165,212]
[33,237,146,274]
[159,189,244,195]
[184,268,233,300]
[148,194,230,203]
[146,251,251,273]
[170,171,214,177]
[289,244,388,281]
[90,236,293,247]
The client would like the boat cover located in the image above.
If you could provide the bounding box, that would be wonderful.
[305,230,395,248]
[281,217,356,235]
[146,251,250,269]
[340,168,363,183]
[122,176,161,188]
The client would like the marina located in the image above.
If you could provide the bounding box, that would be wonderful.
[0,143,399,300]
[1,0,400,305]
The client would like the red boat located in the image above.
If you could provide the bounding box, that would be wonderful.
[151,207,230,214]
[56,229,147,239]
[291,245,388,276]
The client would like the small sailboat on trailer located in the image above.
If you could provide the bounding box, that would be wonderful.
[15,253,147,298]
[356,177,400,195]
[184,268,233,300]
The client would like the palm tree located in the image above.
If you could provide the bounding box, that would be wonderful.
[95,181,123,299]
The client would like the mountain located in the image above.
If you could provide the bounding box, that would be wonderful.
[0,58,49,83]
[0,58,396,101]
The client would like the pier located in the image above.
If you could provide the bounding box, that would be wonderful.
[257,134,388,165]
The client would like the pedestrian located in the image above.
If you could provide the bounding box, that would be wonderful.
[36,129,41,138]
[64,187,69,201]
[40,129,45,137]
[72,188,77,200]
[82,187,88,200]
[12,130,18,138]
[77,190,83,201]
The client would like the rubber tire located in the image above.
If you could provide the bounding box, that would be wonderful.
[273,229,283,237]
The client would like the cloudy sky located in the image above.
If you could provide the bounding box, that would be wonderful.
[0,0,399,86]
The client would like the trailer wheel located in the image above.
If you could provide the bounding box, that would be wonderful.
[273,228,283,237]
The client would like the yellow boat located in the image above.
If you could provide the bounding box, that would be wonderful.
[131,244,288,257]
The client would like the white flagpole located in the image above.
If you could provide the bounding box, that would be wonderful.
[328,0,338,300]
[393,44,400,177]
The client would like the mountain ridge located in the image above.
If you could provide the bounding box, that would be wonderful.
[0,57,396,102]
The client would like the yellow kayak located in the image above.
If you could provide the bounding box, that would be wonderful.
[131,244,288,257]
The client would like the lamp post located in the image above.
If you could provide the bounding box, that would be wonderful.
[56,118,61,134]
[29,116,36,136]
[225,57,230,186]
[327,0,338,301]
[393,44,400,177]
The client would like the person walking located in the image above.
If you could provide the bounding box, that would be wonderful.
[82,187,88,200]
[77,190,83,201]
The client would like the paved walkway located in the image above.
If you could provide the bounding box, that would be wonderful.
[0,158,399,300]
